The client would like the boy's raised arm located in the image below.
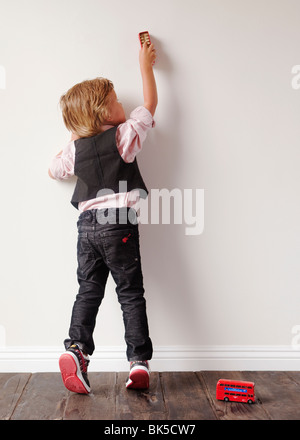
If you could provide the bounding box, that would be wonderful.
[139,43,157,116]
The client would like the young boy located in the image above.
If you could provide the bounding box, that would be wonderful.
[48,42,157,394]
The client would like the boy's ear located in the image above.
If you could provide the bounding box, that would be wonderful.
[103,110,112,123]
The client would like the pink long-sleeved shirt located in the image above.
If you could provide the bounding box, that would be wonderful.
[49,106,154,212]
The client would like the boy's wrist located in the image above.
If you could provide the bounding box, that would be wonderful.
[140,62,153,73]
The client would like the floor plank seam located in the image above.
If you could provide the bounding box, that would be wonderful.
[115,371,118,421]
[158,373,170,420]
[285,371,300,387]
[158,372,168,419]
[61,395,68,420]
[194,372,219,420]
[9,373,32,420]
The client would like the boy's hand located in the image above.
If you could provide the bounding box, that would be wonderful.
[139,43,156,69]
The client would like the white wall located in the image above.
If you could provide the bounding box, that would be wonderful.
[1,0,300,371]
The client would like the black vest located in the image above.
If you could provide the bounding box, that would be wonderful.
[70,126,148,209]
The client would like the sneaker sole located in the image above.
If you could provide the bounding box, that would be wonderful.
[59,352,91,394]
[126,366,149,389]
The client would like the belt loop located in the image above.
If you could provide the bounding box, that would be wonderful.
[92,209,97,230]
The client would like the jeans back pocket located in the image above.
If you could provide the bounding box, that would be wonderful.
[102,228,140,270]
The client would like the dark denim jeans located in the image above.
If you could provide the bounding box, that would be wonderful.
[64,208,153,361]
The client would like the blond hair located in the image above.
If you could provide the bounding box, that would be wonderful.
[59,77,114,137]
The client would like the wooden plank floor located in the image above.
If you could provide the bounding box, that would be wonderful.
[1,371,300,420]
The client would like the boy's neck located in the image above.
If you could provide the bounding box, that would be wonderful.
[100,124,115,133]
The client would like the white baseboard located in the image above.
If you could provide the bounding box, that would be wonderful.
[0,345,299,372]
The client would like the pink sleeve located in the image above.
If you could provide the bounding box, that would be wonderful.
[49,140,75,180]
[116,106,155,163]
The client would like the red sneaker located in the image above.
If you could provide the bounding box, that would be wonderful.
[126,361,150,389]
[59,344,91,394]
